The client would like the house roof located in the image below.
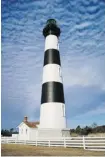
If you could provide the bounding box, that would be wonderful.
[24,121,39,128]
[17,117,40,128]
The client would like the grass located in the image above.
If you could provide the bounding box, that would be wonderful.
[87,133,105,137]
[1,144,105,156]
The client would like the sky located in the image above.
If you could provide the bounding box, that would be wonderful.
[1,0,105,129]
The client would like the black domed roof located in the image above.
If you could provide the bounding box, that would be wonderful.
[43,19,61,37]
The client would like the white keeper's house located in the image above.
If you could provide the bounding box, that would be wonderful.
[17,116,40,140]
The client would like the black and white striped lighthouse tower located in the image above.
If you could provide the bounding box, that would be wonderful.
[39,19,66,130]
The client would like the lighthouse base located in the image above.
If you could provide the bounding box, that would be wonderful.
[35,128,70,138]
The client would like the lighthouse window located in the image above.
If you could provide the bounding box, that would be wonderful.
[62,104,65,117]
[26,129,27,134]
[57,43,59,49]
[59,67,62,77]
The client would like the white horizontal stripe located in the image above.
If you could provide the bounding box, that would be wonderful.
[39,102,66,129]
[42,64,63,83]
[45,35,59,51]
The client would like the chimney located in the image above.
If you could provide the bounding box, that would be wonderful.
[24,116,28,122]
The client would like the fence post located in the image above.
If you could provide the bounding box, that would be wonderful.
[48,140,50,147]
[6,139,8,144]
[36,139,37,146]
[83,136,85,149]
[4,137,6,143]
[64,137,66,148]
[24,140,27,145]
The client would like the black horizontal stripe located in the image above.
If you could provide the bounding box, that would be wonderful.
[44,49,61,66]
[41,82,65,104]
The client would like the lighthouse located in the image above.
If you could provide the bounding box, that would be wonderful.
[38,19,70,137]
[39,19,66,129]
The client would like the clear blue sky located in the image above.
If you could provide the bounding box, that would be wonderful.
[1,0,105,129]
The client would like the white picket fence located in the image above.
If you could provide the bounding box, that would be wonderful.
[1,136,105,151]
